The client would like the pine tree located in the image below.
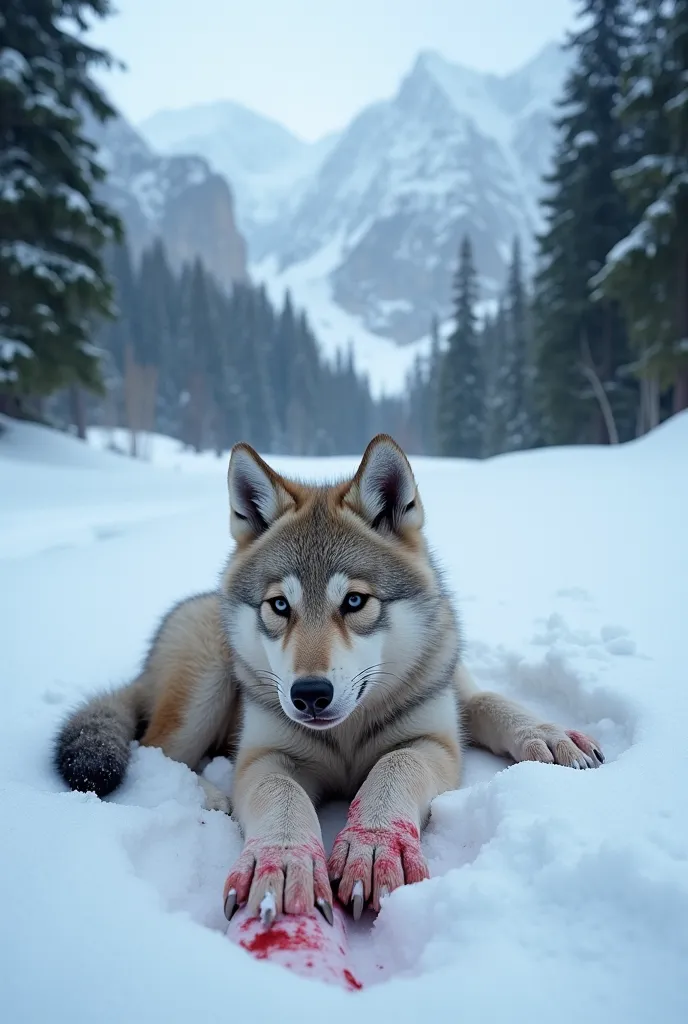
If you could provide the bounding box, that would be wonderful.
[0,1,122,408]
[419,315,442,455]
[533,0,636,445]
[482,302,509,456]
[436,235,484,457]
[502,238,537,451]
[84,232,392,458]
[592,0,688,422]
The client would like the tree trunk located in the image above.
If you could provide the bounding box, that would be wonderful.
[673,369,688,414]
[580,335,619,444]
[0,392,22,418]
[637,375,661,436]
[124,344,140,458]
[186,372,206,454]
[674,240,688,414]
[69,385,87,440]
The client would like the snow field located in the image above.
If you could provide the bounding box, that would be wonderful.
[1,413,687,1022]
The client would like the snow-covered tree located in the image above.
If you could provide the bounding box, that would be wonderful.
[0,1,122,407]
[592,0,688,423]
[436,235,484,457]
[533,0,636,445]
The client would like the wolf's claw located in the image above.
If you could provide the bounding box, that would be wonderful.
[316,897,334,926]
[329,818,429,916]
[223,836,333,923]
[259,890,277,928]
[351,880,365,921]
[516,725,605,769]
[223,888,238,922]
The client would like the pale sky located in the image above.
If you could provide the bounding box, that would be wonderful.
[89,0,577,141]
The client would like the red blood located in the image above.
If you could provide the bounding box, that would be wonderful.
[390,818,420,840]
[332,819,420,860]
[329,813,429,903]
[567,729,592,752]
[239,920,323,960]
[224,836,331,904]
[343,969,363,991]
[347,796,363,822]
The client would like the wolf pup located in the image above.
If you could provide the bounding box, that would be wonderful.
[54,434,604,926]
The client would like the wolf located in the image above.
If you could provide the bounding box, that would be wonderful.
[54,434,604,926]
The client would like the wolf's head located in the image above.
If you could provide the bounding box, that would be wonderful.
[222,435,453,731]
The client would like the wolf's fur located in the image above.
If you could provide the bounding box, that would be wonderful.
[54,434,604,923]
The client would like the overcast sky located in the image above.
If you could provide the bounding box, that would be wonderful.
[89,0,577,140]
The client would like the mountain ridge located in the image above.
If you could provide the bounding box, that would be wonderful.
[88,112,248,287]
[129,42,570,348]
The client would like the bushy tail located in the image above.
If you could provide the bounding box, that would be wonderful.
[54,679,145,798]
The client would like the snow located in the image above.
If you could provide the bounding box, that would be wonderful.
[252,248,431,396]
[2,411,688,1022]
[0,241,97,288]
[138,99,340,237]
[0,340,32,362]
[573,130,598,148]
[0,48,28,86]
[665,88,688,114]
[0,340,33,383]
[625,76,653,105]
[601,220,651,269]
[247,45,565,349]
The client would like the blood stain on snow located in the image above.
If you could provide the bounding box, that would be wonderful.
[239,920,322,960]
[344,969,363,991]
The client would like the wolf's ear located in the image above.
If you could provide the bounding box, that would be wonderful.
[344,434,423,536]
[227,444,294,543]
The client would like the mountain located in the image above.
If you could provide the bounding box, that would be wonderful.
[139,100,340,255]
[257,42,569,344]
[130,43,569,352]
[88,112,248,286]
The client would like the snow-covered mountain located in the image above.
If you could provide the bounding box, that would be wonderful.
[88,113,248,286]
[260,42,568,345]
[139,100,340,255]
[134,43,568,349]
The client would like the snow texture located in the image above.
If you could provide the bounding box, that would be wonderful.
[1,412,687,1022]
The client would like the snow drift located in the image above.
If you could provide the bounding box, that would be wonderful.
[1,413,687,1022]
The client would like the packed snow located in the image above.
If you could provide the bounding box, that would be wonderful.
[1,413,687,1022]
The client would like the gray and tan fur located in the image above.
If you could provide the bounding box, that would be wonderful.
[54,434,604,925]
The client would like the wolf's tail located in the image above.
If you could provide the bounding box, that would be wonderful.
[53,679,146,798]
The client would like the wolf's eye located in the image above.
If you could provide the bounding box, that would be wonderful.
[341,592,368,614]
[268,596,290,617]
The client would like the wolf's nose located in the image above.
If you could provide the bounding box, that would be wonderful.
[290,677,334,715]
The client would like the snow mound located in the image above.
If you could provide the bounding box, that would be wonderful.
[1,416,687,1022]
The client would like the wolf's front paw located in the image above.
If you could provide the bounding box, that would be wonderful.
[223,836,333,926]
[516,724,604,769]
[328,819,429,919]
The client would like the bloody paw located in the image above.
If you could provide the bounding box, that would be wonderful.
[328,816,429,918]
[223,836,333,925]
